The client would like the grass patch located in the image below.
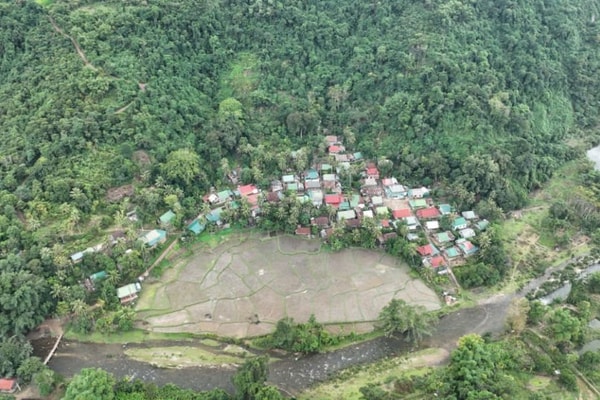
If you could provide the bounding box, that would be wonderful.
[298,348,447,400]
[124,346,245,368]
[200,338,222,347]
[64,327,198,344]
[219,52,260,100]
[35,0,53,6]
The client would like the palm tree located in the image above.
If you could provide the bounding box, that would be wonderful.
[377,299,434,345]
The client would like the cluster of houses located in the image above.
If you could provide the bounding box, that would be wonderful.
[183,134,489,274]
[66,134,490,307]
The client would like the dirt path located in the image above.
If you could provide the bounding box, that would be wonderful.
[48,15,97,70]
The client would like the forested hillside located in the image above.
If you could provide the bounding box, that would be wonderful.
[1,0,600,336]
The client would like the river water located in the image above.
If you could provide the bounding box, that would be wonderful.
[586,145,600,170]
[37,299,510,396]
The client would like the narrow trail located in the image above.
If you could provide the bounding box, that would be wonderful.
[48,15,97,71]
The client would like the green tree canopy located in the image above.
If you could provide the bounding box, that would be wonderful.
[63,368,116,400]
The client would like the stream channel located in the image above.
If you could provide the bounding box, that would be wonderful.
[33,232,600,395]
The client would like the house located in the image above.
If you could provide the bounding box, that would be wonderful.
[439,204,453,215]
[409,199,428,209]
[70,251,85,264]
[312,216,330,228]
[282,174,296,184]
[457,240,479,256]
[319,163,333,173]
[206,208,224,224]
[117,282,142,305]
[428,255,446,269]
[385,184,407,199]
[350,194,362,208]
[372,196,384,206]
[0,378,19,394]
[305,168,319,181]
[452,217,468,230]
[308,189,324,206]
[159,210,176,225]
[444,246,461,259]
[322,173,337,190]
[435,231,455,245]
[90,271,107,282]
[425,221,440,231]
[459,228,476,239]
[140,229,167,248]
[462,210,477,220]
[266,191,283,203]
[407,233,420,241]
[416,207,441,220]
[305,180,321,190]
[362,177,378,187]
[237,184,259,197]
[408,187,430,198]
[381,177,398,187]
[328,145,345,154]
[392,208,412,219]
[337,209,357,220]
[286,182,300,192]
[353,152,363,161]
[325,194,343,208]
[476,219,490,231]
[417,244,439,257]
[217,190,234,204]
[325,135,339,146]
[295,226,311,237]
[338,200,351,211]
[378,232,398,245]
[187,219,206,235]
[334,153,352,163]
[362,210,374,218]
[405,216,419,229]
[380,219,391,229]
[365,164,380,179]
[271,180,283,192]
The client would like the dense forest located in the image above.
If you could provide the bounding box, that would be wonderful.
[2,0,600,394]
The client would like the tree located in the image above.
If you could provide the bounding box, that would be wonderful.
[0,336,32,377]
[232,356,269,400]
[376,299,434,345]
[33,367,57,397]
[0,270,50,337]
[548,308,582,344]
[63,368,116,400]
[160,149,200,188]
[505,298,529,333]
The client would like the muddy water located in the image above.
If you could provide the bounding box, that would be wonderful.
[40,298,513,395]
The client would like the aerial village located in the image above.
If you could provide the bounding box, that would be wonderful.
[70,135,489,305]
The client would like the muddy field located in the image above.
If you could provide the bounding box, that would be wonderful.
[136,234,441,338]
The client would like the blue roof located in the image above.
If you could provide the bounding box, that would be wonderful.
[206,208,223,223]
[306,169,319,180]
[143,229,167,247]
[353,152,363,160]
[187,220,205,235]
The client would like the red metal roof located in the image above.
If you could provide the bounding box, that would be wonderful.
[324,194,343,205]
[417,207,441,219]
[238,184,257,197]
[417,244,434,256]
[392,209,412,219]
[295,227,311,236]
[0,378,16,392]
[380,219,390,228]
[430,255,445,268]
[328,145,342,153]
[366,167,379,176]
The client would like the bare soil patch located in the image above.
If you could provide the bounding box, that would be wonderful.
[106,184,134,202]
[137,235,440,338]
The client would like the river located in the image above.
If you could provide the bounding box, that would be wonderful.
[37,254,591,396]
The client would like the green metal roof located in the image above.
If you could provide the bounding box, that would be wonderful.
[159,210,175,224]
[187,220,205,235]
[452,217,467,229]
[409,199,427,209]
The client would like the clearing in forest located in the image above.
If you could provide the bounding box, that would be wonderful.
[136,234,440,338]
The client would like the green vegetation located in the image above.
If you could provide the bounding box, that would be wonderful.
[2,0,600,396]
[124,346,246,368]
[376,299,434,345]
